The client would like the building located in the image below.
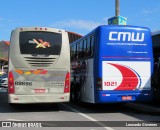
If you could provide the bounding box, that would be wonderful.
[0,40,10,75]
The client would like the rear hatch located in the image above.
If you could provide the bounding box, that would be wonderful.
[98,26,153,91]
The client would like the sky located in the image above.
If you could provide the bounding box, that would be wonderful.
[0,0,160,40]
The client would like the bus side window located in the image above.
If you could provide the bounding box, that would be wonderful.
[72,46,75,60]
[86,37,91,58]
[71,46,73,60]
[90,35,94,57]
[77,43,80,59]
[74,44,77,60]
[83,39,87,58]
[79,41,83,59]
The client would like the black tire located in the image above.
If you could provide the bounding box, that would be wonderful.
[76,89,81,103]
[70,90,76,102]
[70,83,77,103]
[70,84,81,103]
[9,103,17,107]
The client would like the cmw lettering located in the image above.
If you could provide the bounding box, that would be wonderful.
[109,31,145,42]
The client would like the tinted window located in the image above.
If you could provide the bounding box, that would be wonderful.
[79,41,84,58]
[86,35,94,57]
[83,39,87,58]
[77,43,80,59]
[71,46,74,58]
[86,37,91,57]
[90,35,94,57]
[20,31,62,55]
[73,44,77,59]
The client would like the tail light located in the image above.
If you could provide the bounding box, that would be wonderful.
[96,78,102,90]
[8,71,15,94]
[64,72,70,93]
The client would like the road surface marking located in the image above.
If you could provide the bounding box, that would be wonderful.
[7,119,25,121]
[61,103,115,130]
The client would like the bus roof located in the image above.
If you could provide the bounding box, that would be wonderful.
[70,25,150,45]
[13,27,82,44]
[14,27,67,33]
[152,30,160,36]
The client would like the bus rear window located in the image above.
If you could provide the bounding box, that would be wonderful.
[19,31,62,55]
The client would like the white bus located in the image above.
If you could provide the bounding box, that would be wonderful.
[8,27,81,104]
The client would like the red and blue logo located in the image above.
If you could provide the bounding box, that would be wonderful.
[107,63,141,90]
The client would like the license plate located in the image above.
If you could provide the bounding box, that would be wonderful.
[34,89,46,93]
[49,88,63,93]
[122,96,132,100]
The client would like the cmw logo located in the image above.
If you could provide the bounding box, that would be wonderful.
[109,31,145,42]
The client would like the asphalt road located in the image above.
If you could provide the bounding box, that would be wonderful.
[0,89,160,130]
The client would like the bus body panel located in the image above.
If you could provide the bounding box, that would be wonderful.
[8,27,70,104]
[95,90,152,103]
[12,68,67,95]
[80,59,95,103]
[102,61,151,91]
[95,25,153,103]
[97,26,153,78]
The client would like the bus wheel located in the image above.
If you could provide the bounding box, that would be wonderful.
[71,91,76,102]
[71,90,80,103]
[9,103,17,107]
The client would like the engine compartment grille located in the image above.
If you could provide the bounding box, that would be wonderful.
[24,57,57,67]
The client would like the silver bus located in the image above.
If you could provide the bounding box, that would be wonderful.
[8,27,73,104]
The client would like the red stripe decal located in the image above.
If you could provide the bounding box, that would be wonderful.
[108,63,139,90]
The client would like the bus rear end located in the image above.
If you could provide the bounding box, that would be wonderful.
[8,27,70,104]
[95,25,153,103]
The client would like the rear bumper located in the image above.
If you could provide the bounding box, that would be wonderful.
[8,93,70,104]
[95,90,153,103]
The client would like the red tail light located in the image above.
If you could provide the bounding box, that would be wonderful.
[64,72,70,93]
[8,71,15,94]
[96,78,102,90]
